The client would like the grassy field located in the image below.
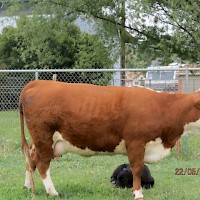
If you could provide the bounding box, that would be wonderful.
[0,111,200,200]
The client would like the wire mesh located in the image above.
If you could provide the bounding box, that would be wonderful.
[1,68,200,111]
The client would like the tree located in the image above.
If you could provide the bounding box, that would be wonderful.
[17,0,198,64]
[0,15,113,70]
[3,0,200,65]
[67,0,200,64]
[0,15,80,69]
[75,33,113,85]
[0,26,20,69]
[0,15,114,86]
[127,0,200,64]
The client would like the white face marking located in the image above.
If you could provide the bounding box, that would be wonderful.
[183,119,200,136]
[24,170,33,189]
[52,132,126,157]
[133,187,144,199]
[144,137,171,164]
[42,168,59,196]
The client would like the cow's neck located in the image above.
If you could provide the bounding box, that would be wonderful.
[161,93,200,148]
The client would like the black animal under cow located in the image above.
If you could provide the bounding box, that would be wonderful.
[111,164,154,189]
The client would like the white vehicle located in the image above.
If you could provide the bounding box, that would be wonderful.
[145,63,181,91]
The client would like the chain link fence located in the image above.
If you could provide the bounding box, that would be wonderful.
[1,68,200,111]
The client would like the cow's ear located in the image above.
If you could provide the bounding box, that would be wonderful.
[193,92,200,109]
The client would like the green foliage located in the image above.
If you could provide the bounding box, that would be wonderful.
[0,15,78,69]
[125,46,149,68]
[75,33,113,85]
[3,0,200,66]
[76,33,112,69]
[0,27,20,69]
[37,0,200,64]
[0,14,113,71]
[127,0,200,64]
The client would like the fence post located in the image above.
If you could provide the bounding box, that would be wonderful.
[185,68,189,93]
[35,69,39,80]
[183,67,189,158]
[176,68,189,158]
[53,74,57,81]
[176,139,181,158]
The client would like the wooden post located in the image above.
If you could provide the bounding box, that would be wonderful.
[53,74,57,81]
[119,0,126,86]
[176,79,182,157]
[176,139,181,158]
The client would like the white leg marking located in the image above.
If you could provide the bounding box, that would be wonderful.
[134,187,144,199]
[42,168,59,196]
[24,170,33,189]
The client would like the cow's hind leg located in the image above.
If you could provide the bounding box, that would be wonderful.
[34,139,59,196]
[24,164,35,190]
[37,162,59,196]
[24,143,36,190]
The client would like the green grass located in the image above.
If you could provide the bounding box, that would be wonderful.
[0,111,200,200]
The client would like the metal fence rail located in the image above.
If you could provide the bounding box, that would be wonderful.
[1,68,200,111]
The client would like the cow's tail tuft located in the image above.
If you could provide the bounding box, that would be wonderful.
[19,103,35,193]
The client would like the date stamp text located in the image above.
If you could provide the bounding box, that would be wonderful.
[175,168,199,176]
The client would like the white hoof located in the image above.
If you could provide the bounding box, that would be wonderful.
[133,187,144,200]
[42,168,59,197]
[47,190,59,196]
[24,170,34,189]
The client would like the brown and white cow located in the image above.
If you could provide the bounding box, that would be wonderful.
[19,80,200,200]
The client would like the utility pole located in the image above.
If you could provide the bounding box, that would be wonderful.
[119,0,126,86]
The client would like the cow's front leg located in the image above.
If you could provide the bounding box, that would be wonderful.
[132,175,143,200]
[127,141,144,200]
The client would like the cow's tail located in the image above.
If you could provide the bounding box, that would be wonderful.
[19,103,35,193]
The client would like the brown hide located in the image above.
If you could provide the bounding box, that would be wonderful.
[19,80,200,198]
[20,80,200,150]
